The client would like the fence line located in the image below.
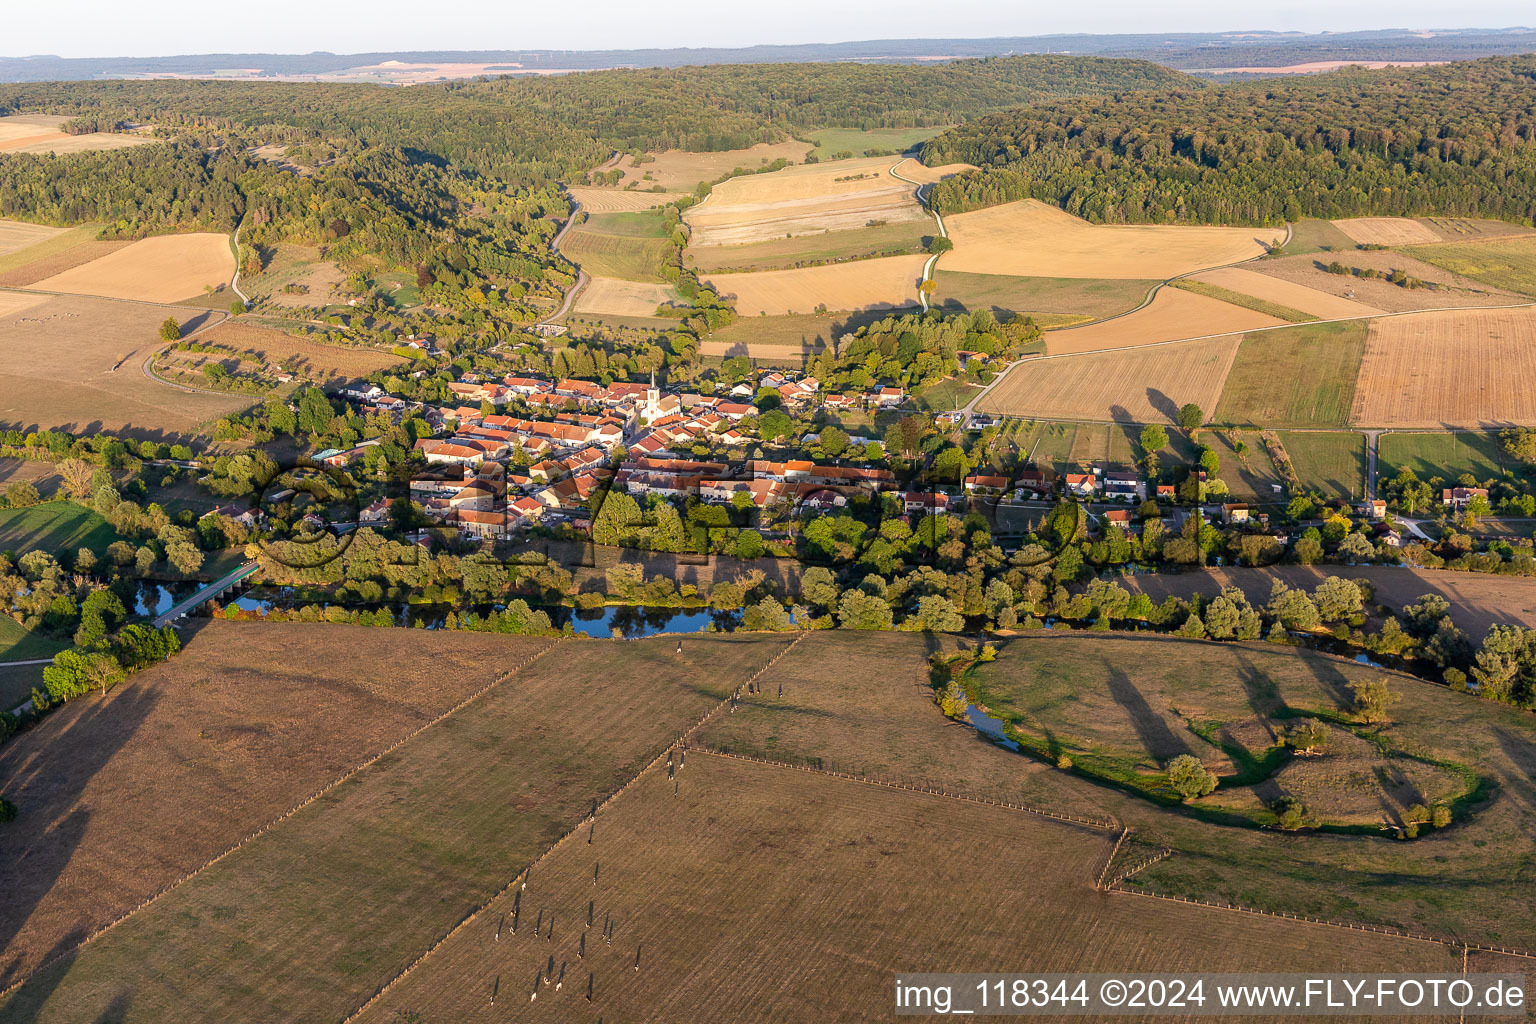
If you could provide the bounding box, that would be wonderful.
[1102,847,1173,889]
[0,636,567,1002]
[1108,885,1536,960]
[339,634,804,1023]
[1095,828,1133,890]
[694,748,1119,832]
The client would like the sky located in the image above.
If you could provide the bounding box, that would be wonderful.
[4,0,1534,58]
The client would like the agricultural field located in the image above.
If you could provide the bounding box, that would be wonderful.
[1215,320,1368,428]
[0,500,117,559]
[0,294,248,437]
[1331,217,1443,246]
[702,255,926,316]
[1377,431,1520,485]
[1249,249,1523,313]
[1170,279,1315,322]
[0,616,67,664]
[808,126,945,159]
[1276,218,1356,255]
[889,156,978,184]
[0,231,131,289]
[687,220,928,274]
[1350,308,1536,428]
[566,186,684,213]
[1205,429,1288,503]
[976,336,1240,423]
[572,277,682,318]
[1407,235,1536,298]
[0,114,157,155]
[0,631,795,1023]
[931,271,1152,321]
[1189,266,1384,319]
[0,621,558,984]
[942,199,1276,280]
[560,213,673,283]
[1277,430,1367,496]
[156,322,405,390]
[1044,287,1281,355]
[0,220,64,259]
[1417,217,1536,241]
[28,233,234,303]
[683,156,927,249]
[599,142,811,192]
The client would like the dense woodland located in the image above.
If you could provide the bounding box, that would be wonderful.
[922,57,1536,225]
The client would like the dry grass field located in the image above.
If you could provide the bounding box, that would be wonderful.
[603,141,811,191]
[174,322,405,383]
[1215,320,1369,428]
[1350,308,1536,428]
[891,156,978,183]
[0,236,132,289]
[0,633,795,1024]
[1044,287,1283,355]
[1407,235,1536,298]
[0,114,158,155]
[354,753,1459,1024]
[944,200,1275,280]
[559,223,672,284]
[0,293,247,437]
[1331,217,1443,246]
[703,255,926,315]
[0,220,64,259]
[566,186,684,213]
[688,220,929,274]
[1191,266,1385,318]
[0,621,556,986]
[30,233,233,303]
[1247,249,1522,313]
[572,276,680,317]
[685,157,927,248]
[239,243,346,308]
[978,336,1240,422]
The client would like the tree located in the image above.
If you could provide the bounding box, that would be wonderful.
[907,594,965,633]
[1165,754,1217,800]
[837,588,893,630]
[230,300,247,316]
[1338,531,1375,561]
[757,410,792,442]
[1139,423,1168,455]
[57,458,95,499]
[4,481,40,508]
[1312,576,1364,622]
[741,596,792,631]
[731,529,765,559]
[927,236,954,254]
[158,317,182,342]
[1350,679,1400,724]
[1283,720,1329,753]
[820,425,849,458]
[1176,403,1204,433]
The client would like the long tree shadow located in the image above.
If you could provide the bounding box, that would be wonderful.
[1103,662,1190,762]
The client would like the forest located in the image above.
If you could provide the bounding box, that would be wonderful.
[921,56,1536,226]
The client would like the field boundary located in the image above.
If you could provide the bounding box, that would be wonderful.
[338,633,805,1023]
[0,634,567,1002]
[1106,885,1536,961]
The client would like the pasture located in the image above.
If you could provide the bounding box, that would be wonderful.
[943,199,1275,280]
[0,632,795,1023]
[1278,218,1356,255]
[0,114,157,155]
[1190,266,1384,319]
[1408,235,1536,298]
[809,126,944,159]
[1331,217,1442,246]
[702,255,926,316]
[931,271,1152,321]
[1278,430,1367,496]
[1044,287,1281,355]
[560,214,673,283]
[29,233,234,303]
[1249,250,1522,313]
[602,142,810,192]
[1377,431,1516,486]
[976,336,1240,423]
[1350,308,1536,428]
[573,277,681,317]
[0,616,67,664]
[0,294,247,437]
[1215,320,1368,428]
[684,156,926,248]
[0,501,117,559]
[238,243,346,309]
[566,186,684,213]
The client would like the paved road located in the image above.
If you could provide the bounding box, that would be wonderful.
[889,158,947,312]
[230,219,251,306]
[539,194,592,327]
[0,658,54,668]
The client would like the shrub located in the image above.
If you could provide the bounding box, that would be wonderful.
[1165,754,1217,800]
[1272,796,1309,830]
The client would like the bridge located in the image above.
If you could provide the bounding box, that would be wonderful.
[153,560,260,628]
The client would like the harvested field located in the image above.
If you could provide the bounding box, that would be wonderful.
[1215,320,1368,427]
[1247,249,1521,313]
[0,633,795,1023]
[602,141,810,192]
[0,294,247,437]
[0,292,50,318]
[1350,308,1536,428]
[1419,217,1536,241]
[687,220,928,274]
[685,157,926,248]
[355,751,1457,1024]
[944,199,1275,280]
[891,156,978,183]
[1331,217,1442,246]
[1408,235,1536,298]
[0,236,132,289]
[0,621,555,985]
[30,233,233,303]
[572,277,680,317]
[931,271,1153,320]
[977,336,1240,423]
[703,255,926,316]
[1191,266,1384,319]
[566,186,684,213]
[0,221,63,259]
[1044,287,1282,355]
[0,114,157,155]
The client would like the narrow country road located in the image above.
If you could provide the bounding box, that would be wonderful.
[889,157,947,312]
[539,193,591,328]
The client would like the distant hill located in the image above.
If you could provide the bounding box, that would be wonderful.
[4,28,1536,83]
